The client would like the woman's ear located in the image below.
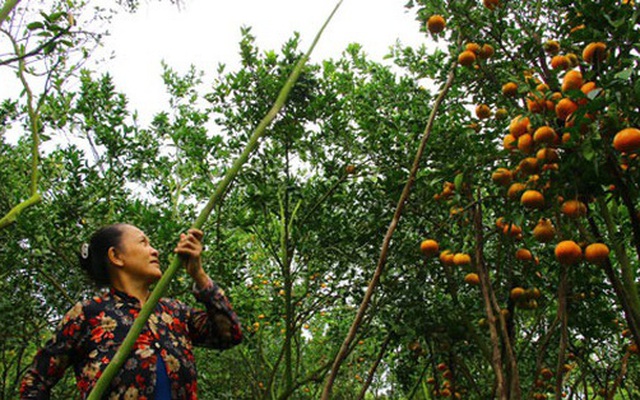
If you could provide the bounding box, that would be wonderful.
[107,246,125,268]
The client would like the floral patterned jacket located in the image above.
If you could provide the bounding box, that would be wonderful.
[20,280,242,399]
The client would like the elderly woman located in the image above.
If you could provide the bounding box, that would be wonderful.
[20,223,242,399]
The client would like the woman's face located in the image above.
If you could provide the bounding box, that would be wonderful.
[114,225,162,283]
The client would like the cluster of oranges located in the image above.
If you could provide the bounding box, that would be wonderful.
[484,35,640,268]
[509,286,542,310]
[425,362,464,399]
[458,41,495,67]
[432,181,456,201]
[420,238,478,286]
[531,364,573,399]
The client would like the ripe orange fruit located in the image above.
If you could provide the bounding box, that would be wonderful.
[540,368,554,380]
[495,108,508,120]
[533,126,558,144]
[527,96,546,114]
[519,157,539,175]
[570,24,585,34]
[458,50,476,66]
[502,222,522,237]
[561,199,587,218]
[536,83,550,93]
[580,81,597,96]
[502,82,518,97]
[544,40,560,55]
[483,0,500,10]
[555,98,578,120]
[561,70,583,92]
[509,115,531,138]
[536,148,559,162]
[453,252,471,266]
[510,286,526,300]
[478,44,495,59]
[507,182,526,200]
[533,218,556,242]
[491,168,513,186]
[584,243,610,264]
[555,240,583,265]
[345,165,356,174]
[582,42,607,64]
[613,128,640,153]
[475,104,491,119]
[427,15,446,34]
[503,134,517,150]
[464,272,480,285]
[515,248,533,261]
[545,100,556,112]
[550,55,570,70]
[577,81,597,106]
[439,250,455,266]
[550,91,563,102]
[527,174,541,185]
[517,133,534,154]
[528,288,542,299]
[420,239,440,257]
[465,42,481,54]
[521,190,545,209]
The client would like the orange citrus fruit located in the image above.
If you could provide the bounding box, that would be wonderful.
[533,218,556,242]
[555,240,583,265]
[521,190,545,209]
[458,50,476,66]
[502,82,518,97]
[613,128,640,153]
[427,15,446,34]
[584,243,610,264]
[582,42,607,64]
[420,239,440,257]
[562,70,583,92]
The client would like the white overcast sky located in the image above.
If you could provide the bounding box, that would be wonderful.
[94,0,429,123]
[2,0,431,128]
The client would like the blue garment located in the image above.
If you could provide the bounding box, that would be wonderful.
[156,356,171,399]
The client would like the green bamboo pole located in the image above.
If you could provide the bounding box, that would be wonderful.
[0,0,22,28]
[0,20,42,231]
[0,193,42,229]
[86,2,343,399]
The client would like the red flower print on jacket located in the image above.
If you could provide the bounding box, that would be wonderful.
[20,279,242,399]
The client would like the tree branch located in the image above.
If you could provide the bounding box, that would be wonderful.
[321,53,457,400]
[0,27,71,67]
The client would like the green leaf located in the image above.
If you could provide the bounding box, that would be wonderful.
[26,22,44,30]
[614,67,633,80]
[582,140,595,161]
[453,172,463,191]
